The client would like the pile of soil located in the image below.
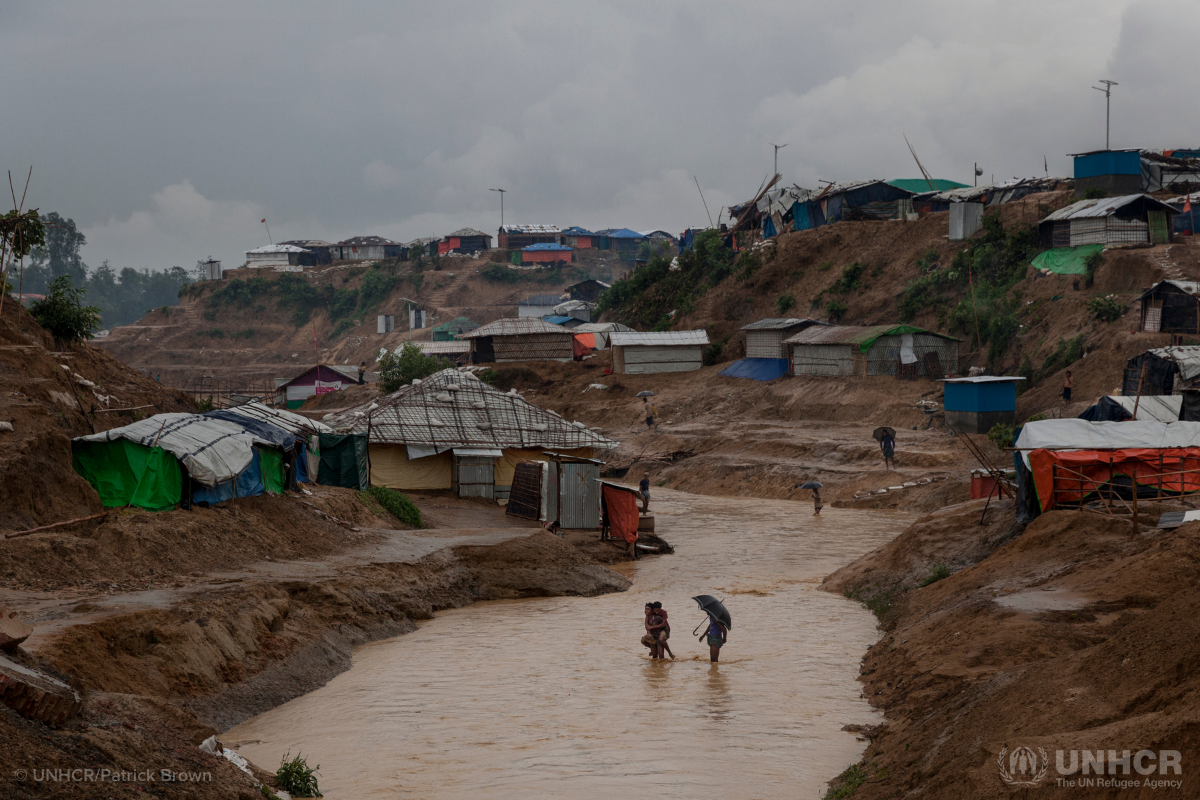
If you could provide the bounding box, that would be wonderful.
[823,503,1200,797]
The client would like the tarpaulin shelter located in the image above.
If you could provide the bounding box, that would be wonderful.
[1030,244,1105,275]
[1122,346,1200,394]
[322,369,616,499]
[787,180,919,233]
[598,480,640,544]
[203,409,299,491]
[910,177,1064,213]
[1014,419,1200,517]
[784,325,959,378]
[1136,282,1200,334]
[718,358,790,382]
[1072,149,1200,197]
[432,316,480,341]
[221,401,334,482]
[317,433,370,490]
[72,439,182,511]
[570,322,633,350]
[1039,194,1176,249]
[1078,395,1181,423]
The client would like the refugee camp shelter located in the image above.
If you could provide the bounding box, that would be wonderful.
[1012,418,1200,523]
[1122,346,1200,395]
[72,413,261,511]
[406,236,439,257]
[322,369,615,500]
[275,364,364,409]
[1071,149,1200,197]
[432,316,480,341]
[570,322,633,350]
[550,299,591,322]
[941,376,1025,434]
[1039,195,1176,248]
[610,330,709,374]
[949,202,985,240]
[568,279,611,303]
[785,325,959,378]
[461,318,576,363]
[562,227,596,249]
[278,240,335,265]
[219,401,334,480]
[411,340,472,364]
[788,180,920,232]
[522,243,574,265]
[911,177,1064,213]
[741,318,826,359]
[498,224,560,250]
[1079,395,1182,423]
[1137,281,1200,333]
[245,244,315,271]
[333,236,405,261]
[504,452,604,529]
[438,228,492,255]
[597,229,645,257]
[518,294,566,318]
[1168,190,1200,234]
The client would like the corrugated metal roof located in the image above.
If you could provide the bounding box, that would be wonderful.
[411,341,470,354]
[610,330,710,347]
[561,226,595,236]
[783,325,895,346]
[1136,280,1200,301]
[338,235,402,246]
[941,376,1026,384]
[461,318,573,338]
[519,294,565,306]
[523,243,572,251]
[572,322,633,333]
[1041,194,1176,222]
[501,224,561,234]
[246,244,310,254]
[740,318,823,331]
[322,368,617,450]
[605,228,645,239]
[279,239,334,248]
[445,227,490,239]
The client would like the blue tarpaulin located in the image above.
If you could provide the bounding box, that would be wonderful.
[296,442,310,483]
[192,448,265,506]
[719,358,790,382]
[203,410,298,450]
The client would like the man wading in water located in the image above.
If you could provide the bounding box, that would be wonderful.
[642,602,674,660]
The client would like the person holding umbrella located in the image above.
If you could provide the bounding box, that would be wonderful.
[793,480,824,515]
[874,426,896,470]
[693,595,731,663]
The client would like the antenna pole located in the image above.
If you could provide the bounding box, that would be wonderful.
[490,188,506,230]
[1093,80,1118,149]
[770,142,788,177]
[694,176,714,228]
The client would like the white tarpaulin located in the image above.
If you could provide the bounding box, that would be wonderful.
[900,333,917,365]
[1014,419,1200,468]
[1105,395,1182,424]
[75,413,258,486]
[1146,347,1200,383]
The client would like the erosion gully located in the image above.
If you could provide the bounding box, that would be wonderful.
[226,489,915,799]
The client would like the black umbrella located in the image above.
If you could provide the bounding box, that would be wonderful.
[693,595,731,630]
[873,426,896,442]
[799,481,824,490]
[636,390,657,397]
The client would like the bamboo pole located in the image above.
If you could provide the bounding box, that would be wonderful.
[7,512,106,539]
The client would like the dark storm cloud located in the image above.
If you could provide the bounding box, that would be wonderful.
[2,0,1189,274]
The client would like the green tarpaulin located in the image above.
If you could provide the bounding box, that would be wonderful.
[258,446,286,494]
[72,439,181,511]
[318,433,369,489]
[885,179,969,194]
[1030,244,1104,275]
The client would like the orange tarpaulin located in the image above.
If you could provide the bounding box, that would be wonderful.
[601,484,639,544]
[1029,447,1200,511]
[573,333,595,359]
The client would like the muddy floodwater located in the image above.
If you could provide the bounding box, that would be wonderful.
[227,490,914,799]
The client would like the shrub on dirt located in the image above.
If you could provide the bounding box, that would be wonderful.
[378,342,451,392]
[362,487,423,528]
[1087,294,1125,322]
[30,275,102,343]
[822,763,869,800]
[703,336,727,366]
[276,751,322,798]
[478,368,499,385]
[918,562,951,587]
[987,423,1015,453]
[775,292,795,314]
[825,299,848,322]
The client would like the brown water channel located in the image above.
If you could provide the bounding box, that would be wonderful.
[226,490,914,799]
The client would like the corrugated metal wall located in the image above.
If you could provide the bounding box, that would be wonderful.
[614,345,703,374]
[746,330,787,359]
[791,344,855,376]
[452,456,494,499]
[558,462,599,529]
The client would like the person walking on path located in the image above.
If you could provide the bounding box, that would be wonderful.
[811,486,823,516]
[358,362,366,386]
[643,603,672,659]
[639,472,651,513]
[642,397,657,432]
[651,601,675,660]
[1061,370,1073,407]
[880,431,896,470]
[700,616,728,663]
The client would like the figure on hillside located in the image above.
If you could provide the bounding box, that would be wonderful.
[642,397,657,431]
[639,472,651,513]
[1061,370,1072,406]
[880,431,896,470]
[358,362,366,385]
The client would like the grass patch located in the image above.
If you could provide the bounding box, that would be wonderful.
[1087,294,1125,322]
[844,582,900,626]
[362,487,423,528]
[918,562,951,588]
[776,292,796,314]
[823,763,868,800]
[276,751,322,797]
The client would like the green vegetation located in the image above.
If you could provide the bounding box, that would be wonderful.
[276,752,322,798]
[987,422,1015,453]
[1087,294,1125,323]
[703,336,727,366]
[844,582,899,625]
[362,487,423,528]
[29,275,102,343]
[596,230,734,329]
[201,328,224,338]
[775,292,795,314]
[830,261,866,294]
[233,328,256,339]
[203,265,408,328]
[822,763,868,800]
[1083,187,1108,200]
[918,562,952,587]
[1083,248,1104,285]
[825,299,848,322]
[478,368,499,385]
[1020,334,1085,387]
[195,396,215,412]
[377,342,451,392]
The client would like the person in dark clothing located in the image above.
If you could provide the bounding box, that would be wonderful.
[639,472,651,513]
[880,432,896,470]
[358,362,366,385]
[1061,370,1072,405]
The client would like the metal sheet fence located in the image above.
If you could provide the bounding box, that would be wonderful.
[558,462,600,529]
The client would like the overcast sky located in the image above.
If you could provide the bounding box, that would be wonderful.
[3,0,1196,273]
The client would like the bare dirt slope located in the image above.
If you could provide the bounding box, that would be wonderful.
[823,503,1200,797]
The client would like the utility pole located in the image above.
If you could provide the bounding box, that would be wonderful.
[1093,79,1118,150]
[489,188,506,230]
[770,143,788,176]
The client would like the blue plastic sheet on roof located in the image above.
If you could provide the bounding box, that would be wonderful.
[203,410,298,450]
[523,242,571,251]
[542,315,573,325]
[718,358,790,382]
[606,228,644,239]
[192,448,265,506]
[762,215,777,238]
